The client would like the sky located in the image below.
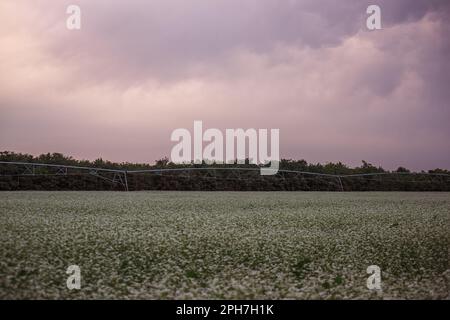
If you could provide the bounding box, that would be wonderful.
[0,0,449,170]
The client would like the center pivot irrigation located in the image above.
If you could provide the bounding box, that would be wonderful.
[1,161,449,192]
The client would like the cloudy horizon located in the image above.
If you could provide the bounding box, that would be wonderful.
[1,0,449,170]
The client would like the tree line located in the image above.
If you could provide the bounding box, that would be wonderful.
[1,151,449,191]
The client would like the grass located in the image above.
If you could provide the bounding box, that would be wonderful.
[0,191,449,299]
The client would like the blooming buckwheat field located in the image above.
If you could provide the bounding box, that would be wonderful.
[0,192,448,299]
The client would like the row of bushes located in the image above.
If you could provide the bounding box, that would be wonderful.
[1,151,449,191]
[0,172,449,191]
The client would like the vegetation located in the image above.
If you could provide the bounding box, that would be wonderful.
[1,151,449,191]
[0,192,448,299]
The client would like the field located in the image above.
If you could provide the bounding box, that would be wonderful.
[0,191,449,299]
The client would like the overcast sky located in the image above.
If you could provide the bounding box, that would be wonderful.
[0,0,449,170]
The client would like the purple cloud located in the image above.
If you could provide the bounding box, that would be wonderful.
[0,0,449,170]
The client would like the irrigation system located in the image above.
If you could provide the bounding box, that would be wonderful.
[1,161,449,192]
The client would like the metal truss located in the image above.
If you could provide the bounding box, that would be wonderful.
[1,161,449,192]
[0,161,129,191]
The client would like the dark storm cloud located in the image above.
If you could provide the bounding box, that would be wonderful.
[42,0,450,83]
